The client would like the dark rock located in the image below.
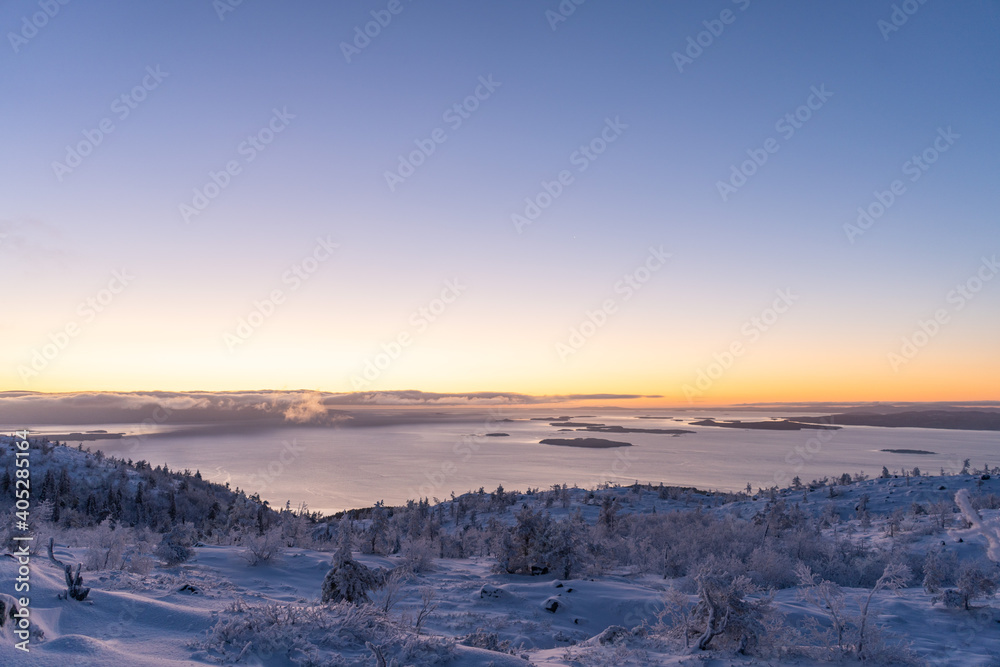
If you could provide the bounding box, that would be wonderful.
[479,584,505,599]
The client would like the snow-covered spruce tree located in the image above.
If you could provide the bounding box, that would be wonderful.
[545,516,583,580]
[155,524,196,566]
[491,504,553,575]
[363,500,391,555]
[321,520,381,604]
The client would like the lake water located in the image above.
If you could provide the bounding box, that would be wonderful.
[8,412,998,514]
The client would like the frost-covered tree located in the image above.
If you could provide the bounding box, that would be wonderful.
[492,504,552,575]
[321,520,380,604]
[955,489,1000,562]
[797,561,910,660]
[546,517,582,580]
[364,501,390,555]
[796,562,848,652]
[855,562,909,660]
[935,561,998,610]
[922,547,957,595]
[241,526,284,566]
[156,524,197,565]
[691,559,772,654]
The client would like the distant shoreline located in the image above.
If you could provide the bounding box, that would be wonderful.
[691,419,840,431]
[34,431,125,441]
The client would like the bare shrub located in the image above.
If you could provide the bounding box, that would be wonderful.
[240,527,284,566]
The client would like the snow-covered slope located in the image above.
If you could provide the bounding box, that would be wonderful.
[1,435,998,665]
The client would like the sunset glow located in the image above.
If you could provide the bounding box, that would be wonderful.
[2,1,997,405]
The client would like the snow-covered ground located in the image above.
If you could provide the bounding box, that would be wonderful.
[1,436,999,665]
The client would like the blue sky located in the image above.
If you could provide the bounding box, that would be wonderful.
[1,0,998,401]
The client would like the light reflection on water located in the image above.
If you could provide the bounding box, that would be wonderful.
[6,412,997,514]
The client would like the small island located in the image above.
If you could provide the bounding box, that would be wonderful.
[880,448,937,455]
[484,433,509,437]
[540,437,632,449]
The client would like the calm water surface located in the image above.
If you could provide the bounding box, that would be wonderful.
[9,412,998,513]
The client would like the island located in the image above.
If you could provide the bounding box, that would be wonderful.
[484,433,509,437]
[580,425,694,436]
[691,419,840,431]
[540,438,632,449]
[880,448,937,455]
[39,432,126,441]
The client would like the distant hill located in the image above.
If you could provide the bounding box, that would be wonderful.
[796,410,1000,431]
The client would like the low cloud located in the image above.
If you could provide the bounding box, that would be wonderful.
[0,389,659,426]
[282,392,331,423]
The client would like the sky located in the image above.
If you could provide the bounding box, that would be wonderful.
[1,0,998,405]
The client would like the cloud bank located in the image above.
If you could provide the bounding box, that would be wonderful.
[0,390,660,426]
